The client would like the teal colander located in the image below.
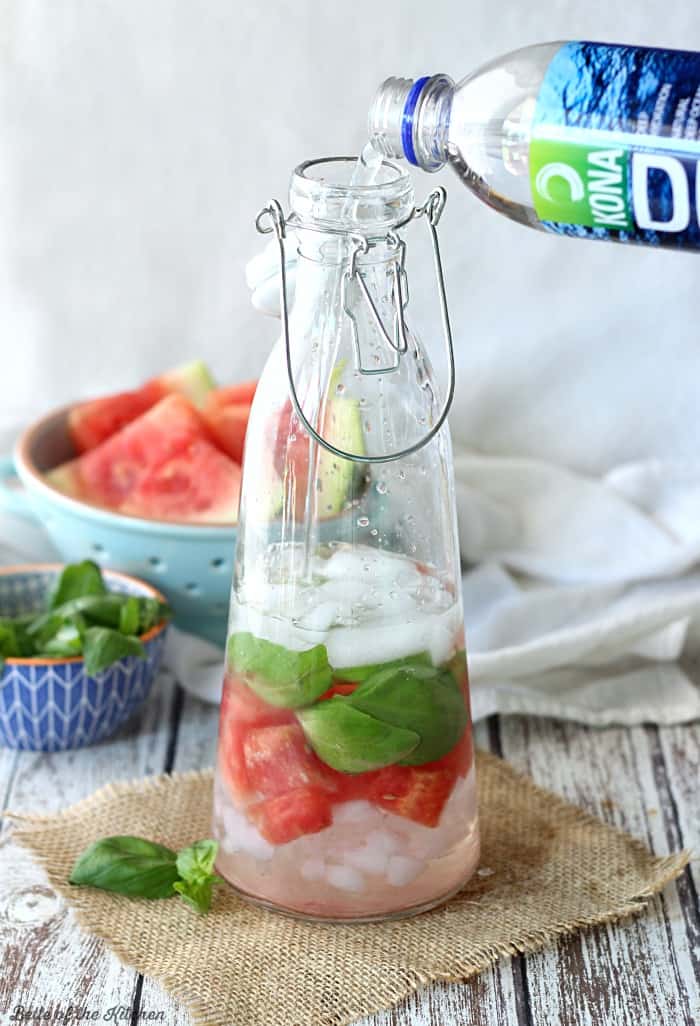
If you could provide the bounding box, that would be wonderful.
[0,404,236,646]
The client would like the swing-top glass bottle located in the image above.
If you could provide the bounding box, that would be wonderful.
[212,156,479,921]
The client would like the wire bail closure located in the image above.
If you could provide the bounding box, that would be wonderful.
[255,186,456,464]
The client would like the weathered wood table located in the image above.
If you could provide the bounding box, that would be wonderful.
[1,671,698,1026]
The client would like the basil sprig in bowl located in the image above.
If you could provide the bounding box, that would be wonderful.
[0,561,170,751]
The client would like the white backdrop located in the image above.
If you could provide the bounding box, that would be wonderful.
[0,0,698,475]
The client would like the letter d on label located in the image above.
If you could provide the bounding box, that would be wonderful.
[632,153,690,232]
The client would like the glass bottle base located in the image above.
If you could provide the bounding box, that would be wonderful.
[217,838,480,923]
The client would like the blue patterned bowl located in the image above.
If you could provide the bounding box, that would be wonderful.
[0,565,169,752]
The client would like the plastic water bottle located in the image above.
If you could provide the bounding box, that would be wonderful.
[369,41,700,250]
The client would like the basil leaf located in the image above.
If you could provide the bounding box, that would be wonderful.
[228,632,332,708]
[173,877,218,914]
[333,651,432,683]
[349,665,468,766]
[298,698,420,773]
[176,839,219,883]
[0,622,21,658]
[83,627,145,675]
[69,835,179,899]
[119,596,141,636]
[39,617,86,658]
[139,597,170,633]
[50,560,106,609]
[28,594,125,636]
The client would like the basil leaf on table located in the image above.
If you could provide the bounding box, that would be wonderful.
[173,840,224,914]
[176,838,220,882]
[332,650,433,683]
[50,559,107,609]
[82,627,145,676]
[69,836,179,899]
[228,632,332,708]
[298,697,420,773]
[69,835,224,912]
[348,665,468,766]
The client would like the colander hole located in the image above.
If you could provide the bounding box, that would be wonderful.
[149,557,167,572]
[210,558,227,571]
[92,543,107,558]
[185,582,201,596]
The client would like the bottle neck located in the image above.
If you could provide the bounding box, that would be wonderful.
[291,228,405,351]
[369,75,455,173]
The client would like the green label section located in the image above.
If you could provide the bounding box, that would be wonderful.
[530,139,633,231]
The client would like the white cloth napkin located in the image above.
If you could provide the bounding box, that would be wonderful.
[452,451,700,722]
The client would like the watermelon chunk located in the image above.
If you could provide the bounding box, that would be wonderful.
[248,786,332,845]
[217,677,293,802]
[68,360,215,453]
[367,762,457,827]
[243,723,337,798]
[48,394,241,523]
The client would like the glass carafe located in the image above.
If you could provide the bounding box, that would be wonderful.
[213,156,479,921]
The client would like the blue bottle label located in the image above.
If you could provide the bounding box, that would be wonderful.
[530,41,700,248]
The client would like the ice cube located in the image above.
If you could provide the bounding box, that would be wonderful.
[344,846,390,876]
[326,864,366,892]
[300,857,326,881]
[365,829,402,855]
[316,579,368,606]
[332,801,375,825]
[327,621,427,669]
[427,617,456,666]
[222,806,275,860]
[386,854,424,887]
[296,600,339,632]
[323,546,417,584]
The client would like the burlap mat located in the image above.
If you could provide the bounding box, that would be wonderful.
[7,750,688,1026]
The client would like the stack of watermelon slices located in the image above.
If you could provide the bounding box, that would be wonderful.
[46,361,258,525]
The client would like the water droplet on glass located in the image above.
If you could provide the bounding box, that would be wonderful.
[357,516,370,528]
[375,481,388,495]
[336,382,345,395]
[399,469,406,480]
[289,433,296,442]
[370,528,378,536]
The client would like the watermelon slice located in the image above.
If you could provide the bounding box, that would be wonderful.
[121,439,241,524]
[68,360,215,453]
[272,396,365,519]
[202,381,258,465]
[207,380,258,408]
[204,402,251,465]
[47,394,241,523]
